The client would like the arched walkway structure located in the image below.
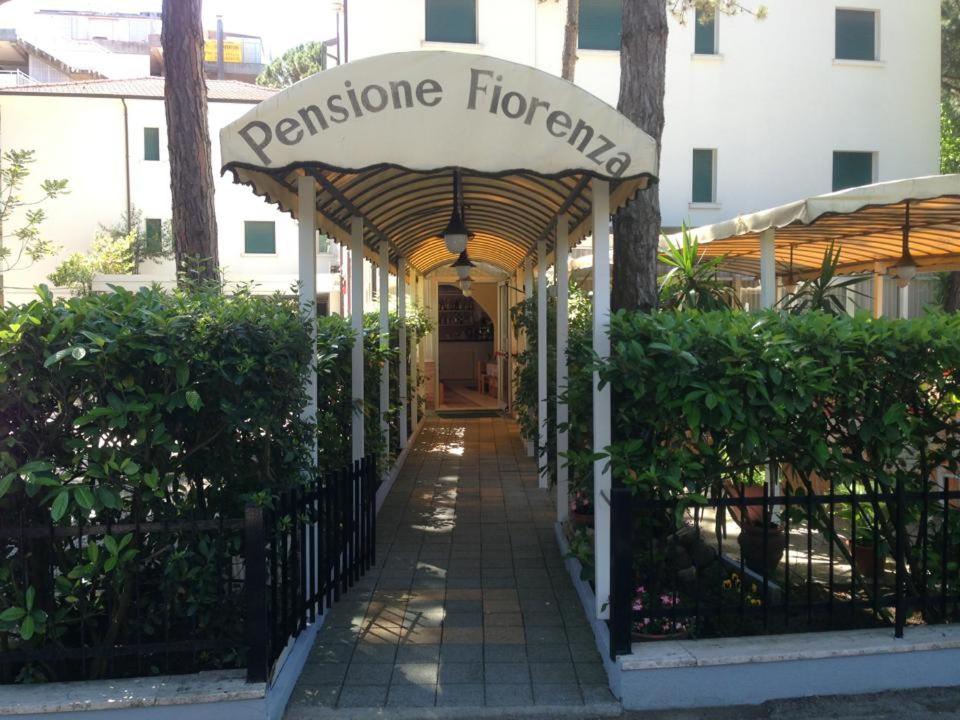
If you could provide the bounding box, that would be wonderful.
[221,51,658,617]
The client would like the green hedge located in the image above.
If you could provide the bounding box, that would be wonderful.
[0,286,314,681]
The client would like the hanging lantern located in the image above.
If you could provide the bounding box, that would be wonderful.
[459,275,474,297]
[451,250,475,280]
[442,170,472,254]
[887,201,917,289]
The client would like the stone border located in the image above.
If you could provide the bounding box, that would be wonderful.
[377,417,425,513]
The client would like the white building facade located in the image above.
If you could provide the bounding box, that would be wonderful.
[345,0,942,229]
[0,78,341,308]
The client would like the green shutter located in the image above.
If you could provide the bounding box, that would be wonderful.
[244,221,276,254]
[145,218,162,254]
[694,10,716,55]
[836,9,876,61]
[832,152,873,192]
[692,149,715,203]
[144,127,160,161]
[425,0,476,44]
[578,0,620,51]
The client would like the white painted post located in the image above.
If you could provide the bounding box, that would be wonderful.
[524,259,535,457]
[398,258,408,449]
[898,283,909,319]
[873,268,885,319]
[537,238,548,488]
[591,179,611,620]
[379,241,390,463]
[411,273,419,430]
[297,176,318,449]
[351,217,365,463]
[555,215,570,523]
[759,228,776,310]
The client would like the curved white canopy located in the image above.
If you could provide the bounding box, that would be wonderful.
[220,51,659,273]
[672,175,960,277]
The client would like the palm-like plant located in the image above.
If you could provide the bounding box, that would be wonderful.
[658,226,741,311]
[778,242,866,316]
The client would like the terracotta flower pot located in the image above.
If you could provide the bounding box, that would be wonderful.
[738,522,786,576]
[849,539,884,580]
[631,629,690,642]
[570,509,594,527]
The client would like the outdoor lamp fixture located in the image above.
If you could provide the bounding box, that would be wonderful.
[459,276,474,297]
[451,250,475,280]
[442,169,472,254]
[887,201,917,288]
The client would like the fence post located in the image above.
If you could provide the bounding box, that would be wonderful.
[610,486,634,660]
[245,503,269,683]
[894,474,906,638]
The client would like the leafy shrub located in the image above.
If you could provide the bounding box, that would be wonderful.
[585,309,960,620]
[0,285,313,681]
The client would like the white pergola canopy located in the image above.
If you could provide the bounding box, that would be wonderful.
[671,175,960,278]
[220,51,658,273]
[222,51,659,622]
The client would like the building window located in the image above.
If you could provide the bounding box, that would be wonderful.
[692,149,716,203]
[318,233,330,254]
[425,0,477,44]
[143,127,160,161]
[694,9,717,55]
[579,0,620,51]
[244,220,276,254]
[832,151,875,191]
[144,218,162,254]
[836,9,877,61]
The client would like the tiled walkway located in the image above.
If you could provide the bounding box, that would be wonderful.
[286,418,618,718]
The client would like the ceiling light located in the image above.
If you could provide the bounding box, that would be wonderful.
[442,170,472,255]
[887,202,917,289]
[451,250,475,280]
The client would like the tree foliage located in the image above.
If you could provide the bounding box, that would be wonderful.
[0,149,69,305]
[944,0,960,100]
[48,211,172,295]
[257,41,327,89]
[658,227,740,311]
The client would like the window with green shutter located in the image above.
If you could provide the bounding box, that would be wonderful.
[832,152,874,191]
[144,127,160,161]
[244,221,276,254]
[836,9,876,61]
[692,149,716,203]
[144,218,162,254]
[425,0,477,44]
[578,0,620,51]
[694,9,717,55]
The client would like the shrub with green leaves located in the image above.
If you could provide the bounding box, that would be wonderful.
[0,285,314,681]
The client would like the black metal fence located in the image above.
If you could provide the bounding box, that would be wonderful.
[610,474,960,658]
[0,457,376,685]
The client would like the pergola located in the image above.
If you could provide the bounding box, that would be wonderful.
[670,175,960,316]
[220,51,659,617]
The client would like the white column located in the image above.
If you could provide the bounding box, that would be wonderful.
[537,238,548,488]
[873,267,885,319]
[411,273,419,430]
[398,258,408,449]
[591,179,611,619]
[297,176,318,452]
[555,216,570,523]
[759,228,776,310]
[898,283,909,319]
[379,241,390,462]
[351,217,365,463]
[524,259,535,457]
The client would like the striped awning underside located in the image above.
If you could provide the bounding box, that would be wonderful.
[673,176,960,279]
[231,164,649,274]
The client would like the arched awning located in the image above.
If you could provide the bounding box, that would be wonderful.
[671,175,960,278]
[220,51,658,273]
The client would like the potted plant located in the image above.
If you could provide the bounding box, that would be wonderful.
[842,504,888,581]
[737,518,787,576]
[631,585,694,641]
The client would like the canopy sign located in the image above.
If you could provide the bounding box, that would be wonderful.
[220,51,657,181]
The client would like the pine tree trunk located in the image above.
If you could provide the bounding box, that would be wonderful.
[944,271,960,312]
[611,0,668,312]
[162,0,219,285]
[562,0,580,81]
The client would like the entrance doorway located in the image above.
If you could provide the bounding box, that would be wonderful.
[437,282,501,412]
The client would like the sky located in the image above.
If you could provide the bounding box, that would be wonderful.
[0,0,340,61]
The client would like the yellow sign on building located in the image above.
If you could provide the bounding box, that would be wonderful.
[204,40,243,64]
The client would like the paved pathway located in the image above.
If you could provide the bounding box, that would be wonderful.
[286,418,618,718]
